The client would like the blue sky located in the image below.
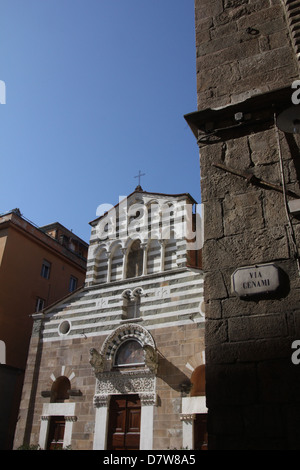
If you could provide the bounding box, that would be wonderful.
[0,0,200,243]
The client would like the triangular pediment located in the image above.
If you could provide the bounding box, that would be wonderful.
[90,188,197,227]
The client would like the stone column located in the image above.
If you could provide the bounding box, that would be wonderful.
[159,240,166,271]
[139,393,156,450]
[64,416,77,448]
[106,251,111,283]
[93,395,110,450]
[39,416,50,449]
[141,242,148,276]
[121,247,128,279]
[180,414,195,450]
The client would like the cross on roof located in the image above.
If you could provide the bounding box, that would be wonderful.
[134,170,145,187]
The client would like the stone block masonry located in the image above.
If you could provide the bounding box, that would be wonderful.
[188,0,300,450]
[200,104,300,449]
[195,0,299,110]
[14,320,205,450]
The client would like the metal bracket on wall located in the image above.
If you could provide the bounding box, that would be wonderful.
[213,162,300,199]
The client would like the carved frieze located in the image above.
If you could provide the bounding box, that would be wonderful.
[93,370,156,407]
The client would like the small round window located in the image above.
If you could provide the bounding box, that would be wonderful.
[58,320,71,336]
[115,340,144,367]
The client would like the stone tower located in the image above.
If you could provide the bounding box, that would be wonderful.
[185,0,300,449]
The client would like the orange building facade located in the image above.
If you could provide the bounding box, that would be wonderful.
[0,209,88,449]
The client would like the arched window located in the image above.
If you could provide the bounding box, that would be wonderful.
[50,376,71,403]
[122,288,142,320]
[126,240,143,278]
[110,244,123,282]
[114,340,145,367]
[94,248,108,284]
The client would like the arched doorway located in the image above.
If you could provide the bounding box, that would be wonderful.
[90,324,158,450]
[46,376,71,449]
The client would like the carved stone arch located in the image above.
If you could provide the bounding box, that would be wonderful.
[145,198,161,211]
[94,243,109,258]
[121,288,132,300]
[108,239,123,253]
[101,323,156,363]
[90,323,157,375]
[90,324,158,412]
[124,235,143,250]
[132,287,144,298]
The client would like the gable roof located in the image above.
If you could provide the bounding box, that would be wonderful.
[89,187,198,226]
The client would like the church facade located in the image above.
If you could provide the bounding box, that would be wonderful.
[13,188,205,450]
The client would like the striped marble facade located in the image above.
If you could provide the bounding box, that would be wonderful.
[42,190,204,342]
[85,190,199,285]
[14,189,205,451]
[42,267,204,342]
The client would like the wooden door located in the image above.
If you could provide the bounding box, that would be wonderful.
[47,416,65,450]
[194,414,208,450]
[107,395,141,450]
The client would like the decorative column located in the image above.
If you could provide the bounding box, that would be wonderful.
[141,242,148,276]
[64,416,77,448]
[93,395,111,450]
[39,416,50,449]
[139,393,157,450]
[106,251,112,283]
[159,240,166,272]
[180,414,195,450]
[121,247,128,279]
